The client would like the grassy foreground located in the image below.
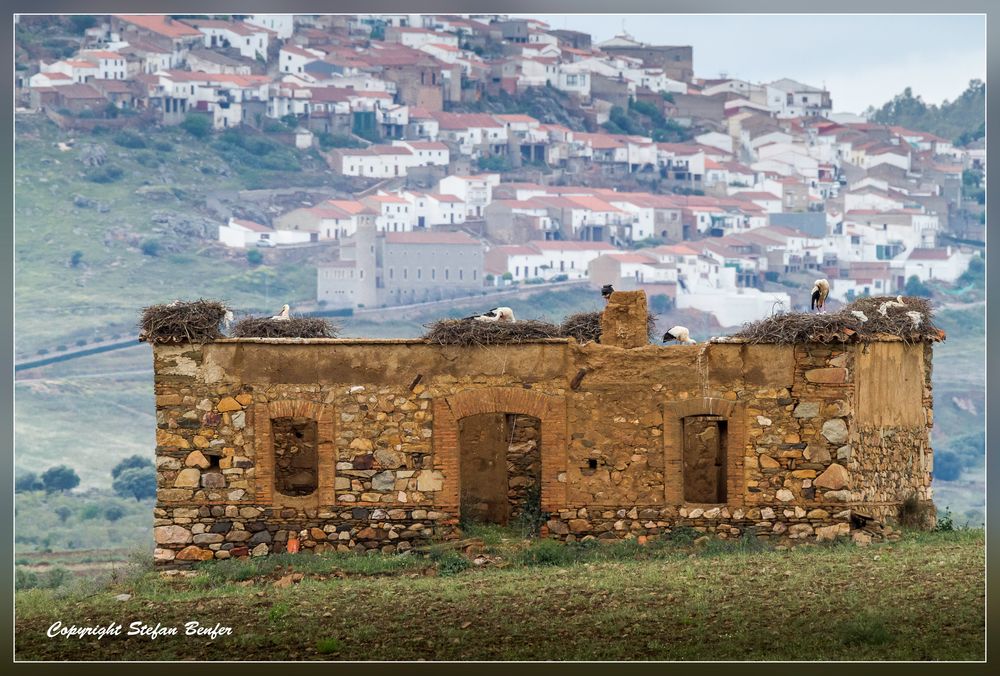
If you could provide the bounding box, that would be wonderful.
[15,529,984,661]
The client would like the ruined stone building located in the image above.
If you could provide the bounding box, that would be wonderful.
[152,292,936,564]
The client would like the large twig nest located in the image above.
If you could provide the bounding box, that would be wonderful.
[138,299,229,344]
[423,319,562,346]
[232,316,338,339]
[730,296,943,345]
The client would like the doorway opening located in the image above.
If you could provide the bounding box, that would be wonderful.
[682,415,727,503]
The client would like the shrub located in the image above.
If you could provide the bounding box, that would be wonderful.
[86,165,124,183]
[113,131,146,149]
[516,539,579,566]
[429,549,470,576]
[153,140,174,153]
[135,152,160,168]
[79,503,102,520]
[316,638,342,655]
[181,113,212,139]
[935,507,955,532]
[140,240,161,257]
[55,505,73,523]
[15,471,43,493]
[70,250,84,267]
[317,133,365,150]
[836,614,892,647]
[904,275,932,298]
[246,249,264,265]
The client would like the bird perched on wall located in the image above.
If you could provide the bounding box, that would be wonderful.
[466,307,516,323]
[271,304,291,321]
[601,284,614,301]
[877,295,907,317]
[810,279,830,313]
[663,326,697,345]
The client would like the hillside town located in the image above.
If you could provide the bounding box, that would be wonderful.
[15,13,986,327]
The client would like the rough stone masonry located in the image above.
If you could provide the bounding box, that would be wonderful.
[151,292,936,564]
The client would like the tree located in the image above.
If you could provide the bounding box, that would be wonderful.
[104,504,127,521]
[649,294,673,314]
[181,113,212,139]
[70,251,84,268]
[41,465,80,493]
[15,471,43,493]
[246,249,263,265]
[904,275,932,298]
[111,455,152,479]
[113,466,157,501]
[68,15,97,34]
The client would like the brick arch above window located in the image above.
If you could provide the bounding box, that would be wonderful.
[663,397,746,508]
[253,398,336,509]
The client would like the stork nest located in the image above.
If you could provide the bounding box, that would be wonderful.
[232,316,338,339]
[730,296,944,345]
[423,319,562,346]
[138,299,230,344]
[559,311,658,344]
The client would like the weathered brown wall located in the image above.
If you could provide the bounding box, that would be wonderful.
[152,335,934,564]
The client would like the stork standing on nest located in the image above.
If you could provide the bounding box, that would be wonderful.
[811,279,830,313]
[465,307,516,323]
[271,304,291,321]
[663,325,697,345]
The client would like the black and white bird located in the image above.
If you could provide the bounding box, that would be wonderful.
[601,284,615,301]
[663,325,697,345]
[810,279,830,313]
[465,306,516,323]
[271,304,290,321]
[223,310,235,332]
[877,295,907,317]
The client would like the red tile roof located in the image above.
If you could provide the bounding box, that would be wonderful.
[907,248,951,260]
[115,15,202,38]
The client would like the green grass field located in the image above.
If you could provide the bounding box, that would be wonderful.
[14,114,322,355]
[14,530,985,661]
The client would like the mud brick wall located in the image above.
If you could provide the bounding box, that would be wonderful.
[152,330,935,565]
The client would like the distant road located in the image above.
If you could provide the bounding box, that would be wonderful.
[14,338,146,373]
[14,279,593,373]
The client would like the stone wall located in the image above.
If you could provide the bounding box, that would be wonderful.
[152,330,935,564]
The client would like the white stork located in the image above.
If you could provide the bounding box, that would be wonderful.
[466,307,516,323]
[663,326,697,345]
[877,295,907,317]
[811,279,830,313]
[223,310,235,332]
[271,304,291,321]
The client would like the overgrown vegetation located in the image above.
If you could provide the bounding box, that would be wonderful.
[867,80,985,145]
[14,530,985,660]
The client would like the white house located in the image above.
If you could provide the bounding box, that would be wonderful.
[903,247,974,283]
[439,174,500,218]
[185,19,270,61]
[79,50,128,80]
[362,193,414,232]
[218,217,310,248]
[391,140,449,166]
[244,14,294,39]
[279,45,324,75]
